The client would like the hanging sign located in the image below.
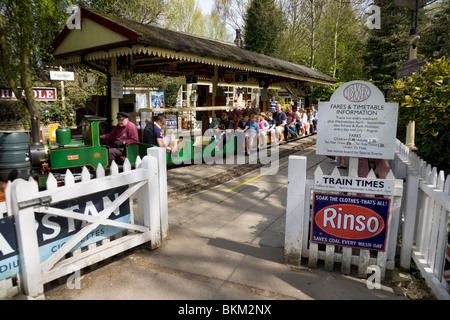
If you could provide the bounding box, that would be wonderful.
[234,71,248,82]
[224,70,235,84]
[316,81,398,160]
[311,193,390,251]
[186,75,198,84]
[50,71,75,81]
[396,59,426,79]
[111,77,124,99]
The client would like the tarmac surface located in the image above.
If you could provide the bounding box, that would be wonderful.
[43,135,408,302]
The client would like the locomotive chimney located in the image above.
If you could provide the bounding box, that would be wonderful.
[29,117,46,167]
[30,117,41,145]
[234,29,243,48]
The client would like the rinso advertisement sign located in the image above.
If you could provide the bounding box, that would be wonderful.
[311,193,391,251]
[316,81,399,160]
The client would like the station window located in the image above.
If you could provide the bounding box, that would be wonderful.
[298,97,305,109]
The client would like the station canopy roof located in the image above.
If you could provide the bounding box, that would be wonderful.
[52,7,337,87]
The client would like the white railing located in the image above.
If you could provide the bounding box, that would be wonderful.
[392,139,450,300]
[0,147,168,299]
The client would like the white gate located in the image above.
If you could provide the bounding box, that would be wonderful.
[2,148,168,299]
[284,156,403,280]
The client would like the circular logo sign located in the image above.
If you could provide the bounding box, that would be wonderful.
[224,70,235,84]
[343,83,371,103]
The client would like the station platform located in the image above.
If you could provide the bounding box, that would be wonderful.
[43,134,408,302]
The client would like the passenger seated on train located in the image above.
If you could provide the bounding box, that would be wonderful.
[143,113,175,153]
[266,112,281,144]
[204,112,234,150]
[100,112,139,163]
[210,114,220,129]
[244,114,260,156]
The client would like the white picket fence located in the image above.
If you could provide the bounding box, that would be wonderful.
[0,147,168,300]
[391,139,450,300]
[284,156,404,281]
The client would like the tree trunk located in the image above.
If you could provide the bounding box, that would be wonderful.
[0,0,39,124]
[332,11,339,78]
[310,0,316,68]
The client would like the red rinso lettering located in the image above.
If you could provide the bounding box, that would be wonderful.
[315,204,384,240]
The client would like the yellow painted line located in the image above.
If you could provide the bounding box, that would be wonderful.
[226,148,316,193]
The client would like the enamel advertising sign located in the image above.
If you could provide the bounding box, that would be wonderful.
[311,193,390,251]
[0,87,57,101]
[0,187,131,280]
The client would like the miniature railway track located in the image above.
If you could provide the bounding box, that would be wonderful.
[167,134,317,200]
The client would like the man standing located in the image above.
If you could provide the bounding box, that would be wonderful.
[100,112,139,163]
[269,96,277,113]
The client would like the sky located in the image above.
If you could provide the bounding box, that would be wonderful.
[197,0,215,14]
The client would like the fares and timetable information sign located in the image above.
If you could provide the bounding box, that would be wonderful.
[316,81,398,160]
[311,193,390,251]
[314,175,394,195]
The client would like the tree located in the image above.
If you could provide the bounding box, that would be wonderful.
[419,0,450,60]
[243,0,286,56]
[0,0,72,126]
[213,0,248,33]
[391,57,450,173]
[163,0,205,34]
[363,0,412,92]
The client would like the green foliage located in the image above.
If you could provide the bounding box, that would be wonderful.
[391,57,450,173]
[39,103,76,126]
[363,0,411,92]
[310,82,342,104]
[243,0,286,56]
[164,77,182,108]
[419,0,450,60]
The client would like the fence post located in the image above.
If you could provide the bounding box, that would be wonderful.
[284,156,307,265]
[139,155,161,250]
[11,179,44,299]
[147,147,169,241]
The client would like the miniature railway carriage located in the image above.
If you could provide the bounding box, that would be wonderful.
[6,115,237,188]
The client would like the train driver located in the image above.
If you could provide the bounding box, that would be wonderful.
[100,112,139,163]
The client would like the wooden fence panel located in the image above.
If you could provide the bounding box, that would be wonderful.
[392,139,450,300]
[1,149,167,299]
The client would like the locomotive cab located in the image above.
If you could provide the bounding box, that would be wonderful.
[48,115,109,170]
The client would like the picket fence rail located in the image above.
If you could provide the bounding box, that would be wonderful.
[284,156,404,281]
[0,147,168,300]
[391,139,450,300]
